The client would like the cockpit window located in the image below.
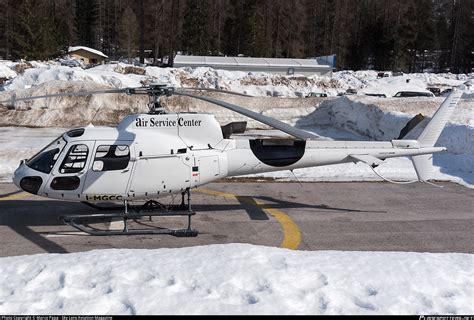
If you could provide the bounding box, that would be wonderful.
[59,144,89,174]
[92,145,130,172]
[26,136,65,174]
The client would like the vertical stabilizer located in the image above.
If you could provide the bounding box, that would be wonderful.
[417,90,462,147]
[412,89,462,181]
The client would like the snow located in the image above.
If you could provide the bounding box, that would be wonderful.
[0,63,17,79]
[362,76,434,97]
[1,60,471,97]
[4,65,146,90]
[0,244,472,315]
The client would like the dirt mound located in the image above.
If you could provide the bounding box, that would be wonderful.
[0,81,148,127]
[1,81,471,129]
[114,65,146,75]
[12,62,33,74]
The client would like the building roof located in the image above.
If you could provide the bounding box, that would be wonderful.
[68,46,108,58]
[174,55,332,69]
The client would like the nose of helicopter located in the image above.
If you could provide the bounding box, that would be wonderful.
[13,160,43,195]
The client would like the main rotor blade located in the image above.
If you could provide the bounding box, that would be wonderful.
[0,88,128,105]
[178,87,253,97]
[174,92,320,140]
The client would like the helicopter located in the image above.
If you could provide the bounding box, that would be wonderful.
[0,84,463,236]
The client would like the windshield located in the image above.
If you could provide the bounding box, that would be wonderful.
[26,136,67,174]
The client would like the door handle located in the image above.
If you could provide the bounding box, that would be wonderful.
[121,168,130,173]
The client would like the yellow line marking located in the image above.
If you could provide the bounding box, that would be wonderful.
[196,188,301,250]
[0,192,32,201]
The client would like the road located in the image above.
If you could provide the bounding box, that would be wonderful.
[0,181,472,257]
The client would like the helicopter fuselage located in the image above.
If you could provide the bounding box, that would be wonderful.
[13,112,444,202]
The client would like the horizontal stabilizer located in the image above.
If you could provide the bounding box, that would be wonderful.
[349,154,384,168]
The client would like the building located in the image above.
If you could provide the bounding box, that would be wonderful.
[68,46,108,65]
[173,55,334,77]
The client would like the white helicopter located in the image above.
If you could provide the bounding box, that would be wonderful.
[1,84,462,236]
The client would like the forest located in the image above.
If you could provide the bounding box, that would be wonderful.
[0,0,472,73]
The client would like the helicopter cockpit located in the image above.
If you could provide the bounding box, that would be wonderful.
[25,128,87,174]
[13,128,89,195]
[25,136,67,174]
[14,125,140,200]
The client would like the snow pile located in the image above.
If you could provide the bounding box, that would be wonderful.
[361,76,433,97]
[1,61,471,97]
[0,81,148,127]
[0,244,472,315]
[0,81,321,127]
[334,71,469,97]
[5,65,145,90]
[0,64,17,80]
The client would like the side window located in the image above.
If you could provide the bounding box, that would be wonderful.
[59,144,89,174]
[93,145,130,172]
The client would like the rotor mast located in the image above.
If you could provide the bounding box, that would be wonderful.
[146,84,174,114]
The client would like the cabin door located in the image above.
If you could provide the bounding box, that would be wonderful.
[82,141,134,200]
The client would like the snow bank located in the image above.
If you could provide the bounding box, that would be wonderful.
[0,244,472,315]
[0,64,17,80]
[0,82,319,128]
[0,81,148,127]
[1,61,471,97]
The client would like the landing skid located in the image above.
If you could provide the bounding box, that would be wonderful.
[60,188,198,237]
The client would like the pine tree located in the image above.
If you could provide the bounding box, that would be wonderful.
[243,0,267,57]
[182,0,212,55]
[10,0,59,60]
[0,0,13,59]
[119,5,139,62]
[75,0,98,48]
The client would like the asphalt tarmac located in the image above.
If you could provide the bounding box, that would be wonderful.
[0,181,472,257]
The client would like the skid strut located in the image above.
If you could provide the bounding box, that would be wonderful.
[60,188,198,237]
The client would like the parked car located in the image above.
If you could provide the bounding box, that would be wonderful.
[440,88,453,97]
[364,93,387,98]
[427,87,441,96]
[393,91,435,98]
[306,92,328,97]
[337,88,357,96]
[59,58,84,68]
